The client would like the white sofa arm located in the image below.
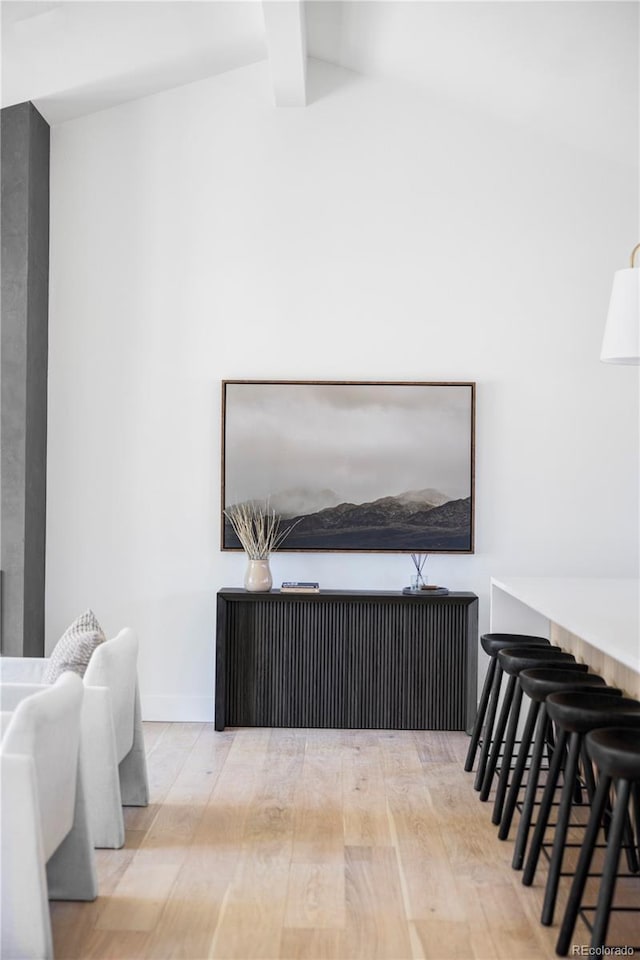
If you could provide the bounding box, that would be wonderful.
[81,685,126,849]
[0,658,50,683]
[1,678,98,959]
[1,753,53,960]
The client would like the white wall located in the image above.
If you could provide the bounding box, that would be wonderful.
[47,5,639,720]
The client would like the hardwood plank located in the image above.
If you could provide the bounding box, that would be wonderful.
[453,875,503,960]
[411,919,474,960]
[380,741,466,923]
[208,854,292,959]
[389,806,466,922]
[95,861,183,932]
[429,767,516,887]
[51,836,147,957]
[476,881,555,959]
[145,729,269,959]
[279,928,342,960]
[142,721,171,754]
[412,730,466,765]
[342,731,392,848]
[125,722,207,832]
[290,731,344,864]
[144,850,238,960]
[386,755,465,930]
[283,862,346,929]
[207,730,306,959]
[73,930,152,960]
[340,845,412,960]
[143,724,234,859]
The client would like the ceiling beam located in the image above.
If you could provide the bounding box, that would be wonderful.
[262,1,306,107]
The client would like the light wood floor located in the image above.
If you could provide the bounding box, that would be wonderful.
[50,724,636,960]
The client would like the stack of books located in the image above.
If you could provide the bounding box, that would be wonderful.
[280,581,320,593]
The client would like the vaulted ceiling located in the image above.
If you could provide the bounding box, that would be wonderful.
[1,0,638,171]
[2,1,270,121]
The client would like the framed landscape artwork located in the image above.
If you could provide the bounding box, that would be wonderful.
[221,380,475,553]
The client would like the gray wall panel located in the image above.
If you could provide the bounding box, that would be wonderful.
[1,102,50,655]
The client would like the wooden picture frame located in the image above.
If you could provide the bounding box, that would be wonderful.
[221,380,475,553]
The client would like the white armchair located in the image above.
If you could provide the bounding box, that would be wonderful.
[1,627,149,849]
[1,673,98,960]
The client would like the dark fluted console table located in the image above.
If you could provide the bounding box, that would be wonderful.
[215,589,478,732]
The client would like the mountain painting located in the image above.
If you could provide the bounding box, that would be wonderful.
[222,380,475,553]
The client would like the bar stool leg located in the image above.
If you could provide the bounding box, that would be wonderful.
[499,698,540,838]
[584,743,640,874]
[632,782,640,861]
[464,656,497,772]
[480,675,517,801]
[542,732,582,926]
[591,778,631,950]
[522,725,568,882]
[556,773,612,956]
[581,741,597,801]
[492,684,524,824]
[474,667,503,791]
[616,760,639,873]
[623,801,640,874]
[509,704,551,867]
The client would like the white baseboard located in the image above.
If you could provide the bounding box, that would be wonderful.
[141,695,214,723]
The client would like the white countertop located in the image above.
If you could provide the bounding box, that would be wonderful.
[491,577,640,673]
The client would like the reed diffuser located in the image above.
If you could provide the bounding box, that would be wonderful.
[409,553,428,591]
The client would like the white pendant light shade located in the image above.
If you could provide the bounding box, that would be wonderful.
[600,246,640,364]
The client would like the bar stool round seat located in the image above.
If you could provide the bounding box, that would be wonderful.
[587,726,640,778]
[497,647,583,677]
[465,633,551,776]
[546,692,640,735]
[479,648,582,803]
[557,725,640,955]
[498,668,614,855]
[481,633,550,658]
[523,691,640,928]
[519,668,609,703]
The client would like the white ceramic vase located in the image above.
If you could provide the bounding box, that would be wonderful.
[244,557,273,592]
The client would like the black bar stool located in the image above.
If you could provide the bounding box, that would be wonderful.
[497,667,615,864]
[479,646,583,805]
[474,641,562,793]
[522,690,640,927]
[465,633,550,780]
[556,725,640,955]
